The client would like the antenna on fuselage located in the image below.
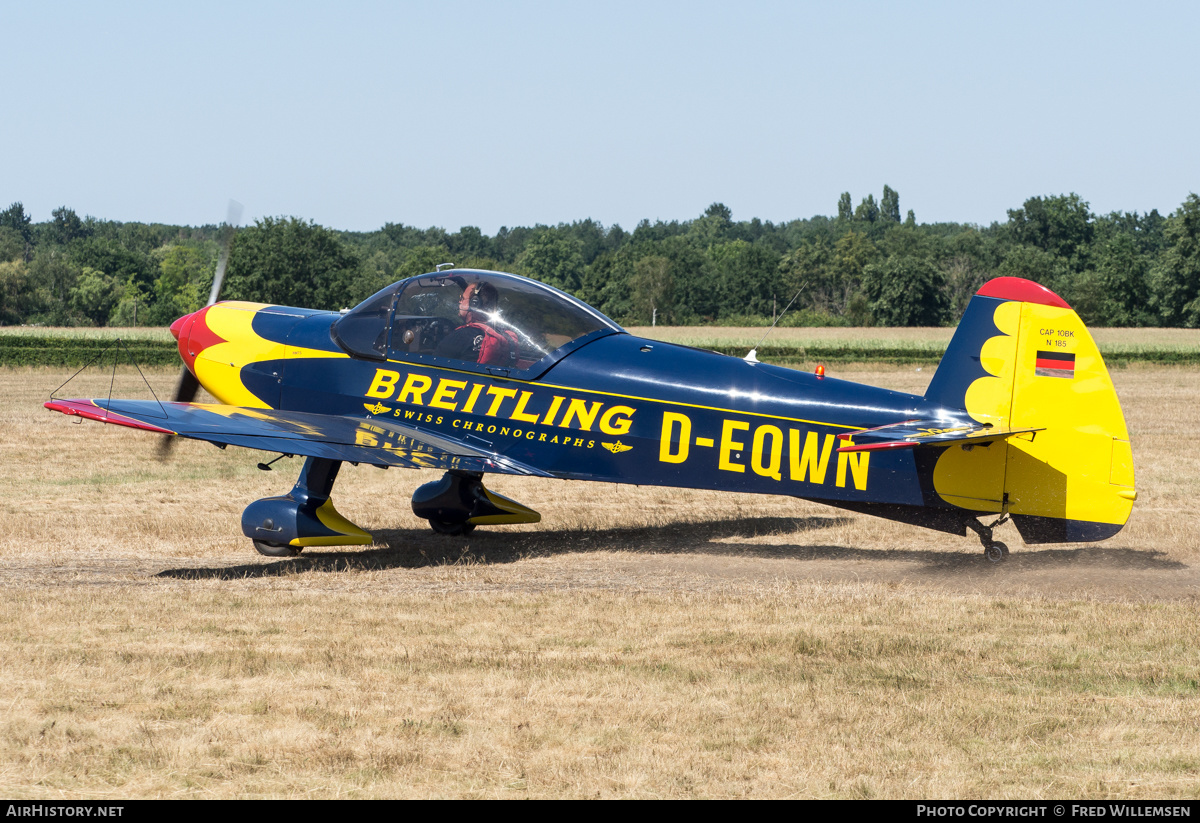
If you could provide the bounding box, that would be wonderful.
[436,262,455,272]
[744,282,807,364]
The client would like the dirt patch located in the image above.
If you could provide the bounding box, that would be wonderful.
[6,518,1195,605]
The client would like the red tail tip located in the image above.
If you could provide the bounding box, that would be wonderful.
[976,277,1070,309]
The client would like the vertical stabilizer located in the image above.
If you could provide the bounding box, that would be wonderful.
[924,277,1135,543]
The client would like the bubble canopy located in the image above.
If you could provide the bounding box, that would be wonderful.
[332,270,623,377]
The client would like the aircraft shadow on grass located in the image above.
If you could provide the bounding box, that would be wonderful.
[156,515,1185,581]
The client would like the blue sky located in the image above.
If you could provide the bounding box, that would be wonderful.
[4,0,1197,233]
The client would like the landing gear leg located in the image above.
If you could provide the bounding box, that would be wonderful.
[241,456,373,555]
[966,513,1011,563]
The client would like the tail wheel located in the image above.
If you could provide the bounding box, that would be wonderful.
[428,520,476,536]
[253,539,302,557]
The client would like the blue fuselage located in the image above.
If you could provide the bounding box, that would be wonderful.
[241,310,948,509]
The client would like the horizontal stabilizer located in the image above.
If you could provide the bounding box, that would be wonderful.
[836,420,1043,453]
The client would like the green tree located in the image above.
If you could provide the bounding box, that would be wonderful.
[70,267,123,326]
[995,244,1071,294]
[70,236,155,293]
[563,218,608,265]
[91,220,176,256]
[862,257,950,326]
[0,228,24,262]
[108,281,151,326]
[603,223,629,255]
[881,185,901,223]
[1006,194,1093,271]
[447,226,490,259]
[579,247,634,320]
[636,237,714,320]
[779,239,833,314]
[854,194,879,224]
[0,260,35,324]
[837,193,853,221]
[829,230,878,317]
[225,217,363,309]
[707,240,781,318]
[878,223,940,262]
[26,251,81,324]
[1090,233,1153,326]
[942,254,990,319]
[393,244,452,282]
[345,250,399,305]
[0,203,32,260]
[1095,209,1167,258]
[691,203,734,245]
[148,244,215,324]
[48,206,91,245]
[515,230,585,293]
[628,254,674,324]
[493,225,538,263]
[0,202,32,240]
[1152,194,1200,327]
[936,226,1003,318]
[631,218,686,246]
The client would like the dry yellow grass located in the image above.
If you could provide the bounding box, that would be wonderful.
[0,364,1197,798]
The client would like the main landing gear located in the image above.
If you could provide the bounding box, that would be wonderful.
[241,457,372,557]
[412,471,540,536]
[240,462,540,555]
[966,513,1011,563]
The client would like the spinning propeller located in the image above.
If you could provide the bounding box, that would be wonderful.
[158,201,242,458]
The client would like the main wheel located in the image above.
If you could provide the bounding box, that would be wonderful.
[984,541,1009,563]
[428,519,476,536]
[253,539,301,557]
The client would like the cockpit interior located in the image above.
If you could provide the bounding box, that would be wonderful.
[332,270,622,376]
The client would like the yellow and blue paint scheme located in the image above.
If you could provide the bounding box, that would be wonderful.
[47,270,1134,553]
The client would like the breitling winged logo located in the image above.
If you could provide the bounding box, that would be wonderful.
[602,441,633,454]
[363,402,392,416]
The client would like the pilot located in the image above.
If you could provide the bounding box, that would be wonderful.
[435,281,518,366]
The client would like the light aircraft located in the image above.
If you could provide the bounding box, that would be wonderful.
[45,269,1136,562]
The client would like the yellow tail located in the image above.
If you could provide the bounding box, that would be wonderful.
[926,277,1135,543]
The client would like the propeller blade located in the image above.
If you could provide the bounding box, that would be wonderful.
[207,200,242,305]
[172,367,201,404]
[156,367,200,458]
[159,200,241,459]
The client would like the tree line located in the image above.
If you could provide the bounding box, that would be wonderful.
[2,187,1199,328]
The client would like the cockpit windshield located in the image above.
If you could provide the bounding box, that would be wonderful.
[333,270,621,373]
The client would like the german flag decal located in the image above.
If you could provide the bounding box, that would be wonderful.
[1035,350,1076,379]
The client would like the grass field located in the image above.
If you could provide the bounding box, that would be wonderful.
[6,324,1200,348]
[0,326,174,341]
[1,364,1197,798]
[628,326,1200,365]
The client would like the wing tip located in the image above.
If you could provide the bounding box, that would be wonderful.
[45,399,176,435]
